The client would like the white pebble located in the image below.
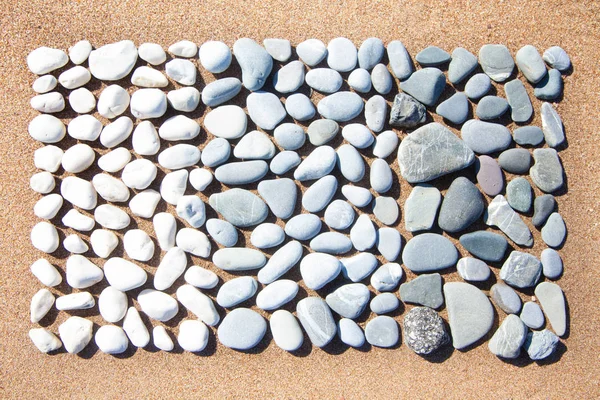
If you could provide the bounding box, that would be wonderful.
[62,143,95,173]
[176,284,220,326]
[98,85,130,119]
[68,40,92,64]
[63,234,88,254]
[130,88,168,119]
[138,289,179,322]
[165,59,197,85]
[92,173,130,202]
[61,176,97,209]
[58,316,93,354]
[121,158,158,189]
[32,75,57,94]
[58,66,91,89]
[56,292,95,310]
[66,254,104,289]
[178,320,209,352]
[132,121,160,156]
[90,229,118,258]
[169,40,198,57]
[98,147,131,173]
[154,247,187,291]
[95,325,129,354]
[131,66,168,87]
[199,41,232,73]
[31,221,59,253]
[34,193,63,219]
[27,47,68,75]
[30,258,62,287]
[160,169,189,204]
[94,204,130,230]
[123,307,150,348]
[153,326,174,351]
[167,87,201,112]
[29,328,62,353]
[69,88,96,114]
[264,38,292,62]
[139,43,166,65]
[184,266,219,289]
[62,209,95,232]
[153,212,176,251]
[30,92,65,113]
[28,114,65,143]
[34,145,63,172]
[99,286,128,323]
[30,288,55,323]
[189,168,213,191]
[30,171,55,194]
[159,115,200,141]
[124,229,155,261]
[68,115,102,141]
[176,228,211,258]
[176,195,206,228]
[270,310,303,351]
[100,116,134,148]
[129,189,161,218]
[104,258,148,291]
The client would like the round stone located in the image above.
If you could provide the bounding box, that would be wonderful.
[297,39,327,66]
[123,229,154,261]
[31,222,59,253]
[99,287,127,323]
[158,144,200,170]
[246,92,286,130]
[167,87,200,112]
[317,92,364,122]
[206,218,238,247]
[326,283,370,319]
[341,124,374,149]
[184,266,219,289]
[327,37,357,72]
[348,68,372,93]
[370,263,403,292]
[122,159,158,190]
[201,138,231,167]
[30,92,65,113]
[285,93,316,121]
[490,283,522,314]
[464,73,492,100]
[130,88,167,119]
[138,42,166,65]
[199,40,232,73]
[256,280,299,311]
[340,252,379,282]
[337,318,365,348]
[176,226,209,258]
[541,248,563,279]
[32,75,57,94]
[89,40,138,81]
[251,223,285,249]
[300,252,341,290]
[165,59,196,85]
[284,214,322,241]
[27,46,68,75]
[372,196,399,225]
[520,301,545,330]
[476,155,504,196]
[98,85,130,118]
[337,144,365,182]
[138,289,179,322]
[371,64,393,94]
[478,44,514,82]
[257,240,303,284]
[233,38,273,91]
[201,77,242,107]
[178,320,209,352]
[270,310,303,352]
[273,60,305,93]
[28,114,65,143]
[30,171,55,194]
[365,316,399,348]
[204,105,247,140]
[324,200,355,230]
[403,307,449,355]
[58,66,91,89]
[457,257,491,282]
[541,212,566,248]
[34,145,63,172]
[274,123,306,150]
[306,68,343,93]
[218,308,267,350]
[403,233,458,272]
[100,116,134,148]
[370,292,400,314]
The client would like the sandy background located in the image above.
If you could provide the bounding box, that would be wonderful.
[1,0,599,398]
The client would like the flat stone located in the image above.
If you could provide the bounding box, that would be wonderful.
[273,60,305,93]
[404,184,441,232]
[307,119,339,146]
[444,282,494,349]
[27,46,68,75]
[541,102,566,147]
[264,38,291,62]
[176,285,220,326]
[397,122,475,183]
[317,92,364,122]
[403,307,449,354]
[516,45,547,84]
[399,68,446,106]
[399,273,444,309]
[215,160,268,185]
[461,120,512,154]
[201,78,242,107]
[327,37,357,72]
[285,93,316,121]
[216,276,258,308]
[160,169,188,205]
[257,240,303,284]
[138,289,179,322]
[284,214,322,241]
[389,93,427,128]
[98,147,131,173]
[178,320,209,352]
[457,257,491,282]
[103,258,147,293]
[89,40,138,81]
[302,175,338,213]
[90,229,118,258]
[435,92,469,125]
[62,209,95,232]
[475,156,504,196]
[154,247,187,290]
[365,95,387,132]
[488,314,528,359]
[310,232,352,255]
[256,280,299,311]
[201,138,230,168]
[338,318,365,348]
[350,214,377,251]
[387,40,413,80]
[97,85,130,119]
[131,66,168,87]
[199,41,232,73]
[30,259,62,287]
[415,46,450,66]
[209,188,268,227]
[56,66,90,89]
[371,64,393,94]
[92,173,130,203]
[167,87,200,112]
[54,292,93,312]
[513,126,544,146]
[130,89,167,119]
[500,251,542,289]
[176,195,207,228]
[296,297,337,347]
[365,316,399,348]
[270,310,304,351]
[476,96,509,120]
[247,92,286,130]
[30,92,65,113]
[294,145,337,181]
[324,200,355,230]
[28,114,66,143]
[543,46,571,71]
[124,229,155,261]
[520,301,545,329]
[251,223,285,249]
[448,47,478,84]
[218,308,266,350]
[373,130,399,158]
[372,196,399,226]
[32,75,58,94]
[340,252,379,282]
[296,39,327,66]
[100,116,134,148]
[123,307,150,348]
[158,115,200,141]
[63,234,88,254]
[465,73,492,100]
[541,212,567,248]
[541,248,563,279]
[524,329,560,360]
[376,228,402,262]
[257,178,297,219]
[485,195,533,246]
[506,177,533,213]
[341,185,372,208]
[534,69,563,100]
[184,266,219,289]
[58,316,93,354]
[270,151,301,175]
[326,283,370,319]
[168,40,197,57]
[530,148,564,193]
[206,218,238,247]
[479,44,514,82]
[438,177,484,233]
[204,105,247,140]
[341,124,374,149]
[370,159,393,193]
[138,42,166,65]
[370,263,403,292]
[403,233,458,272]
[300,253,341,290]
[274,123,306,150]
[370,292,399,314]
[29,328,62,353]
[358,37,384,70]
[337,144,365,182]
[459,231,508,262]
[213,248,266,271]
[233,38,273,91]
[535,282,567,336]
[306,68,343,93]
[498,148,531,174]
[30,288,54,323]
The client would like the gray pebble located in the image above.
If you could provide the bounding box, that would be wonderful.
[370,159,393,193]
[448,47,478,84]
[387,40,413,80]
[485,195,533,247]
[270,151,301,175]
[307,119,339,146]
[274,123,306,150]
[264,38,291,62]
[251,223,285,249]
[388,93,427,128]
[270,310,303,352]
[543,46,571,71]
[370,293,399,314]
[479,44,514,82]
[305,68,343,93]
[296,39,327,66]
[372,196,399,226]
[247,91,286,130]
[324,200,355,230]
[209,188,268,228]
[459,231,508,262]
[257,178,297,220]
[326,283,370,319]
[515,45,547,84]
[310,232,352,255]
[273,61,305,93]
[506,177,533,213]
[233,38,273,91]
[403,233,458,273]
[399,273,444,309]
[498,148,531,174]
[365,95,387,132]
[205,218,237,247]
[317,92,364,122]
[403,307,449,355]
[338,318,365,348]
[435,92,469,125]
[256,280,298,311]
[296,297,337,347]
[476,96,509,120]
[327,37,357,72]
[371,64,393,94]
[341,252,379,282]
[376,228,402,262]
[501,251,542,289]
[370,263,403,292]
[520,301,545,329]
[201,78,242,107]
[513,126,544,146]
[541,102,565,148]
[404,184,442,232]
[341,185,373,208]
[438,177,484,233]
[461,120,512,154]
[302,175,338,213]
[215,160,268,185]
[534,69,563,100]
[218,308,266,350]
[490,283,522,314]
[365,316,399,348]
[350,214,376,251]
[488,314,528,359]
[505,79,533,123]
[300,253,342,290]
[457,257,491,282]
[524,329,560,360]
[294,145,336,181]
[201,138,231,168]
[415,46,450,66]
[399,68,446,106]
[532,194,557,227]
[373,130,399,158]
[213,248,266,271]
[541,212,566,248]
[541,248,563,279]
[535,282,567,336]
[347,68,372,93]
[476,155,504,196]
[216,276,258,308]
[358,38,385,70]
[465,73,492,100]
[257,240,303,284]
[530,148,565,193]
[284,214,322,241]
[285,93,316,121]
[341,124,374,149]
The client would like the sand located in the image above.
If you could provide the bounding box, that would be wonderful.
[1,0,599,398]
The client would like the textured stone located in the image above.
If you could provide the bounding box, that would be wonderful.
[479,44,514,82]
[485,195,533,247]
[400,273,444,309]
[438,177,484,233]
[296,297,337,347]
[404,184,441,232]
[389,93,427,128]
[541,102,566,148]
[530,149,564,193]
[403,307,449,355]
[500,251,542,288]
[488,314,528,359]
[209,189,268,227]
[524,329,560,360]
[399,68,446,106]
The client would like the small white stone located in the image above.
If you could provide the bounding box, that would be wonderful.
[169,40,198,57]
[176,228,211,258]
[184,266,219,289]
[264,38,292,62]
[34,145,63,172]
[167,87,201,112]
[189,168,213,191]
[176,284,220,326]
[69,88,96,114]
[68,115,102,141]
[121,159,158,190]
[92,173,130,202]
[139,43,166,65]
[32,75,57,94]
[62,143,95,173]
[31,221,59,253]
[138,289,179,322]
[204,105,248,140]
[269,309,303,351]
[154,247,187,291]
[178,319,209,352]
[131,66,168,87]
[88,40,138,81]
[61,176,97,210]
[27,47,68,75]
[30,258,62,287]
[104,258,148,291]
[160,169,189,205]
[29,328,62,353]
[159,115,200,141]
[95,325,129,354]
[30,92,65,113]
[98,85,130,119]
[100,116,134,148]
[94,204,130,230]
[56,292,95,310]
[63,234,89,254]
[130,88,168,119]
[30,171,55,194]
[58,316,93,354]
[124,229,155,261]
[90,229,118,258]
[176,195,206,228]
[165,59,197,85]
[123,307,150,348]
[199,41,232,73]
[58,66,91,89]
[30,288,55,323]
[233,130,276,160]
[98,147,131,173]
[28,114,66,143]
[62,209,95,232]
[66,254,104,289]
[152,326,174,351]
[99,286,128,323]
[153,212,177,250]
[132,121,160,156]
[69,40,92,64]
[129,189,161,218]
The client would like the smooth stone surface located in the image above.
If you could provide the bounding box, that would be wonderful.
[264,38,291,62]
[29,328,62,353]
[34,194,63,220]
[30,92,65,113]
[341,185,372,208]
[488,314,528,359]
[199,41,232,73]
[541,212,567,248]
[215,160,268,185]
[543,46,571,71]
[27,46,68,75]
[138,42,166,65]
[160,169,188,206]
[350,214,377,251]
[370,263,403,292]
[370,292,400,314]
[327,37,357,72]
[176,228,211,258]
[404,184,441,232]
[32,75,57,94]
[216,276,258,308]
[31,289,54,323]
[541,248,563,279]
[30,172,55,194]
[541,102,566,148]
[365,95,387,133]
[371,64,393,94]
[270,310,303,351]
[131,66,168,87]
[403,307,449,355]
[94,204,131,230]
[457,257,491,282]
[204,105,247,140]
[310,232,352,255]
[247,92,286,131]
[233,38,273,91]
[257,240,303,284]
[307,119,339,146]
[479,44,514,82]
[373,130,399,158]
[514,126,544,146]
[209,189,268,227]
[506,177,533,213]
[62,209,95,232]
[348,68,372,93]
[476,96,509,120]
[459,231,508,262]
[100,117,134,148]
[152,326,174,352]
[168,40,197,57]
[98,147,131,173]
[123,307,150,347]
[69,88,96,114]
[530,149,564,193]
[257,178,297,219]
[326,283,370,319]
[178,320,209,352]
[296,39,327,66]
[399,273,444,309]
[97,85,130,119]
[189,168,214,191]
[89,40,138,81]
[365,316,399,348]
[273,60,305,93]
[201,78,242,107]
[300,252,341,290]
[338,318,365,348]
[498,148,531,174]
[415,45,450,66]
[520,301,545,329]
[184,266,219,289]
[341,124,374,149]
[285,93,316,121]
[387,40,413,80]
[138,289,179,322]
[403,234,458,272]
[274,123,306,150]
[376,228,402,262]
[306,68,343,93]
[213,248,266,271]
[99,287,127,323]
[302,175,338,213]
[324,200,355,230]
[476,155,504,196]
[501,251,542,289]
[370,159,393,193]
[516,45,547,84]
[256,280,299,311]
[90,229,119,258]
[251,223,285,249]
[56,293,93,313]
[534,69,563,100]
[167,87,200,112]
[448,47,478,84]
[130,89,167,119]
[131,121,160,156]
[461,120,512,154]
[340,252,379,282]
[154,247,187,290]
[524,329,560,360]
[444,282,494,349]
[317,92,364,122]
[103,257,147,291]
[372,197,399,226]
[92,173,130,203]
[336,144,365,182]
[28,114,66,143]
[30,259,62,287]
[296,297,337,347]
[485,195,533,246]
[58,316,93,354]
[389,93,426,128]
[294,145,336,181]
[358,37,384,70]
[398,122,475,183]
[435,92,469,125]
[31,222,59,253]
[63,234,88,254]
[284,214,322,241]
[159,115,200,141]
[490,283,522,314]
[535,282,567,336]
[176,285,220,326]
[399,68,446,106]
[34,145,63,172]
[465,73,492,100]
[206,218,238,247]
[438,177,484,233]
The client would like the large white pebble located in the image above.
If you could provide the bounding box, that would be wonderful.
[132,121,161,156]
[30,259,62,287]
[129,189,161,218]
[184,266,219,289]
[61,176,97,210]
[95,325,129,354]
[176,228,211,258]
[199,40,232,73]
[94,204,130,230]
[90,229,118,258]
[167,87,200,112]
[69,88,96,114]
[98,85,130,119]
[68,115,102,141]
[69,40,92,64]
[34,145,63,172]
[270,309,304,351]
[153,212,176,250]
[27,47,68,75]
[131,66,168,87]
[29,328,62,353]
[176,284,220,326]
[58,316,93,354]
[89,40,138,81]
[158,145,200,170]
[63,234,88,254]
[30,171,55,194]
[124,229,154,261]
[28,114,66,143]
[92,173,130,202]
[66,254,104,289]
[34,194,63,219]
[100,116,133,148]
[178,320,209,352]
[30,92,65,113]
[204,105,247,139]
[138,289,179,322]
[160,169,189,205]
[62,143,95,173]
[31,222,59,253]
[58,66,91,89]
[139,43,166,65]
[159,115,200,141]
[98,147,131,173]
[104,257,148,291]
[56,292,95,310]
[31,288,55,323]
[99,286,128,323]
[189,168,213,191]
[123,307,150,348]
[155,247,187,291]
[130,88,167,119]
[62,209,95,232]
[153,326,174,351]
[32,75,57,94]
[121,158,157,189]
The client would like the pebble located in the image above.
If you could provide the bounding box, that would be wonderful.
[273,124,305,151]
[372,197,399,226]
[233,38,273,91]
[159,172,187,203]
[34,194,63,220]
[98,85,130,119]
[389,93,427,129]
[513,126,544,146]
[459,231,508,262]
[200,139,230,168]
[370,263,403,292]
[488,314,528,359]
[404,184,441,232]
[530,148,564,193]
[32,75,57,94]
[167,87,200,112]
[341,185,372,207]
[31,221,59,253]
[535,282,567,336]
[257,178,297,219]
[100,117,134,148]
[58,316,93,354]
[358,38,384,70]
[464,73,492,100]
[28,114,66,143]
[30,259,62,287]
[373,130,398,158]
[58,65,91,89]
[376,228,401,262]
[399,273,444,309]
[92,173,130,203]
[69,88,96,114]
[205,218,238,247]
[457,257,491,282]
[131,121,160,156]
[337,145,365,182]
[541,102,566,148]
[541,212,567,248]
[324,200,355,230]
[59,293,96,314]
[251,223,285,249]
[30,172,55,194]
[461,120,512,154]
[89,40,138,81]
[476,96,509,120]
[337,318,365,348]
[365,95,387,132]
[159,115,200,141]
[403,307,449,355]
[61,176,97,210]
[444,282,494,349]
[273,60,305,93]
[188,169,213,192]
[300,252,341,290]
[263,38,291,62]
[30,288,54,323]
[95,325,129,355]
[98,147,131,173]
[210,188,268,227]
[365,316,399,348]
[256,280,299,311]
[137,289,179,321]
[403,233,458,273]
[217,276,258,308]
[99,287,127,323]
[178,320,209,352]
[138,42,167,65]
[501,250,542,289]
[30,92,65,113]
[296,38,327,66]
[284,214,322,241]
[534,69,563,100]
[310,232,352,255]
[90,229,119,258]
[29,328,62,353]
[213,248,266,271]
[387,41,414,80]
[168,40,197,57]
[307,119,339,146]
[124,229,155,261]
[398,122,475,183]
[341,124,374,149]
[340,252,378,282]
[104,257,147,291]
[370,159,393,194]
[123,307,150,347]
[122,159,158,190]
[347,68,372,93]
[350,214,377,251]
[204,106,247,141]
[68,40,91,64]
[371,64,393,94]
[130,88,167,119]
[270,310,304,351]
[306,68,343,93]
[154,247,187,290]
[543,46,571,71]
[27,46,68,75]
[524,329,560,360]
[257,240,303,284]
[270,151,301,175]
[247,91,286,130]
[62,209,95,232]
[438,177,484,233]
[317,92,364,122]
[506,177,533,213]
[199,41,232,73]
[297,297,337,347]
[326,37,357,72]
[498,148,531,175]
[478,44,514,82]
[165,59,196,85]
[215,160,268,185]
[153,326,174,352]
[520,301,545,329]
[325,283,370,319]
[515,45,547,84]
[485,195,533,246]
[475,156,504,196]
[370,292,399,314]
[158,144,200,170]
[184,266,219,289]
[448,47,478,84]
[302,175,338,213]
[415,45,451,66]
[94,204,131,230]
[201,77,242,107]
[285,93,316,121]
[435,92,469,125]
[34,145,63,173]
[399,68,446,106]
[63,234,88,254]
[294,145,337,181]
[541,248,563,279]
[490,283,522,314]
[176,285,220,326]
[218,308,267,350]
